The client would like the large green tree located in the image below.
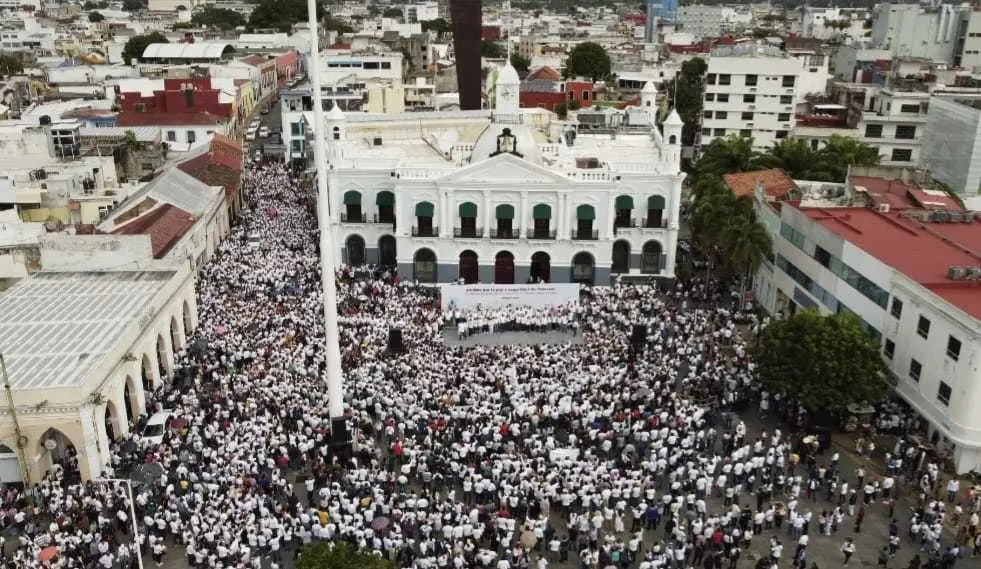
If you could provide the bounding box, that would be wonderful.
[758,138,831,180]
[818,135,881,182]
[122,31,167,65]
[0,53,22,76]
[722,210,773,293]
[563,41,611,82]
[421,18,450,37]
[667,57,707,146]
[695,134,761,179]
[510,53,531,74]
[88,10,105,21]
[755,310,887,415]
[249,0,325,32]
[122,0,145,11]
[191,6,246,29]
[297,542,395,569]
[481,41,506,59]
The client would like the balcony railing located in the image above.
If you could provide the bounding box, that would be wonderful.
[644,218,668,229]
[373,214,396,224]
[571,229,599,240]
[490,228,519,239]
[453,227,484,238]
[341,213,367,223]
[411,226,438,237]
[528,229,557,240]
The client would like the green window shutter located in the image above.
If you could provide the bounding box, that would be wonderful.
[576,204,595,220]
[343,190,361,205]
[376,191,394,206]
[459,202,477,218]
[415,201,434,217]
[615,195,634,210]
[532,204,551,219]
[496,204,515,219]
[648,195,666,210]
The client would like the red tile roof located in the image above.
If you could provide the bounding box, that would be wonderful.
[850,176,964,212]
[112,203,198,258]
[210,133,243,157]
[177,150,242,202]
[117,111,229,127]
[242,54,268,66]
[724,169,798,201]
[802,207,981,320]
[527,66,561,82]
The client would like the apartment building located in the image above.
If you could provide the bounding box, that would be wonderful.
[676,5,732,39]
[701,45,803,149]
[750,181,981,474]
[857,88,928,167]
[920,96,981,196]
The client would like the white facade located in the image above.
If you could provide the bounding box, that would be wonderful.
[0,268,197,482]
[315,71,686,285]
[857,88,928,167]
[958,11,981,71]
[920,96,981,196]
[701,46,804,150]
[321,51,404,85]
[403,2,440,23]
[870,3,964,64]
[752,194,981,474]
[677,5,731,40]
[795,7,869,42]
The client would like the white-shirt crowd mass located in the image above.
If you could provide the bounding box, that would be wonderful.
[0,163,965,569]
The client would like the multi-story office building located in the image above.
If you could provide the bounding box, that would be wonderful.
[701,44,804,150]
[750,179,981,474]
[310,68,686,284]
[676,5,733,40]
[855,87,928,167]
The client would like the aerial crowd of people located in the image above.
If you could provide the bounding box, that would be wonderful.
[0,162,975,569]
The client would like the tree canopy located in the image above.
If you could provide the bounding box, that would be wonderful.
[481,41,506,59]
[121,0,145,11]
[563,41,611,82]
[191,6,246,29]
[754,310,887,415]
[697,134,881,183]
[421,18,450,37]
[0,53,23,76]
[122,31,167,65]
[88,10,105,21]
[248,0,325,32]
[83,0,108,8]
[296,542,395,569]
[510,53,531,74]
[666,57,706,146]
[382,7,402,19]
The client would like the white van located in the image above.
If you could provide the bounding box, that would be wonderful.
[141,411,172,447]
[246,126,259,141]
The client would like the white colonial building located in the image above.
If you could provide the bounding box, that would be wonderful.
[0,268,197,483]
[313,64,686,285]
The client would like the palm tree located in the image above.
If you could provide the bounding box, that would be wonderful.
[819,135,881,182]
[696,135,761,179]
[722,212,774,298]
[759,138,831,181]
[690,173,728,204]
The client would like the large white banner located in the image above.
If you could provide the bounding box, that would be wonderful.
[440,283,581,311]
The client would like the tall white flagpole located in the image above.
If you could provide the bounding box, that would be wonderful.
[307,0,346,423]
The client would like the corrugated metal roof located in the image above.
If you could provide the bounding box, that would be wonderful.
[142,42,232,60]
[143,168,221,215]
[0,271,176,390]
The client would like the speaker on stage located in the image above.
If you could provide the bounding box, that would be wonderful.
[630,325,647,346]
[388,328,404,353]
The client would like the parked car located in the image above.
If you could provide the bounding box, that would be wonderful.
[141,411,172,447]
[260,106,270,115]
[259,126,270,138]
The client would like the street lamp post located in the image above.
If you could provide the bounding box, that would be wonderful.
[93,478,144,569]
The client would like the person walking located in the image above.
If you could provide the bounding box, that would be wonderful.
[842,537,856,567]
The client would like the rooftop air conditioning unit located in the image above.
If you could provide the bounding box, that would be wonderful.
[948,265,965,280]
[966,266,981,280]
[878,203,890,213]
